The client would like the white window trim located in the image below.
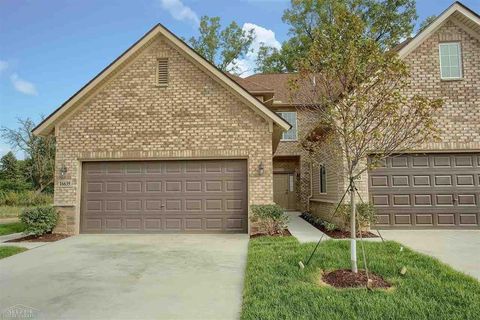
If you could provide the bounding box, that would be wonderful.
[277,111,298,141]
[319,164,327,194]
[439,42,463,80]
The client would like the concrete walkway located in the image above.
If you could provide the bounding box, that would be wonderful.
[286,212,330,243]
[380,229,480,280]
[0,234,249,320]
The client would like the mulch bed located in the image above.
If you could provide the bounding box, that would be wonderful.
[6,233,70,242]
[250,229,292,239]
[322,269,391,289]
[301,215,378,239]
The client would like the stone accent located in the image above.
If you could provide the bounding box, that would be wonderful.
[53,35,274,234]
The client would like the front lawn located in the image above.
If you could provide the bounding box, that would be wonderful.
[242,237,480,320]
[0,222,26,236]
[0,246,27,259]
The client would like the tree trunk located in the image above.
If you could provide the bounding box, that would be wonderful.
[350,179,358,273]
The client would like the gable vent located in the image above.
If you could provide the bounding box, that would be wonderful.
[156,58,169,86]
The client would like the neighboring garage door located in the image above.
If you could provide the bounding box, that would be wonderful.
[369,153,480,229]
[81,160,248,233]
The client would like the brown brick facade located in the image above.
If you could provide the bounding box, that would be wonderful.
[53,35,275,234]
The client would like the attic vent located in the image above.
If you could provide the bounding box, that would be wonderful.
[156,58,168,86]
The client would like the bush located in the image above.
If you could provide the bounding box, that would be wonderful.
[19,206,59,236]
[250,204,289,235]
[0,180,31,192]
[338,202,377,230]
[0,191,53,207]
[301,212,338,231]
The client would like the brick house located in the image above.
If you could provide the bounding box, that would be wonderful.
[34,1,479,234]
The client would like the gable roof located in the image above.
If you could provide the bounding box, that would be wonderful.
[398,1,480,58]
[33,24,291,136]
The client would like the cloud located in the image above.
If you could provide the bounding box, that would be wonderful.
[0,60,8,73]
[230,23,281,76]
[10,73,38,96]
[159,0,199,25]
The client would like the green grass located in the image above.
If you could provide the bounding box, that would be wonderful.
[0,246,27,259]
[0,206,24,219]
[0,222,26,236]
[242,237,480,320]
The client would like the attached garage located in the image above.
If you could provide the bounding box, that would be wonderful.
[81,160,248,233]
[369,153,480,229]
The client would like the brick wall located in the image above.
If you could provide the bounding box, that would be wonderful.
[311,19,480,222]
[53,35,274,233]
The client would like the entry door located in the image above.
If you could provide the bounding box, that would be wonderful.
[273,173,297,210]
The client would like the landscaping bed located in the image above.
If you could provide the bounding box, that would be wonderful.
[322,269,390,289]
[6,233,70,242]
[301,212,378,238]
[241,237,480,320]
[250,229,292,239]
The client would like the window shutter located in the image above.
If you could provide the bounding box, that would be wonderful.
[157,58,168,86]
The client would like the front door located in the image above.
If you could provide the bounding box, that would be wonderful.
[273,173,297,210]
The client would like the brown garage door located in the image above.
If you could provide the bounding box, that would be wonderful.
[81,160,248,233]
[369,153,480,229]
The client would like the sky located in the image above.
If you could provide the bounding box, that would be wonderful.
[1,0,479,158]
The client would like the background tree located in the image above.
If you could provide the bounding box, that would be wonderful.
[256,0,417,73]
[418,15,437,33]
[189,16,255,74]
[0,152,20,182]
[1,118,55,193]
[295,3,441,273]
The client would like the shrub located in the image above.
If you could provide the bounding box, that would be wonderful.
[0,191,53,207]
[301,212,338,231]
[250,204,289,235]
[0,180,31,192]
[20,206,59,236]
[338,202,377,230]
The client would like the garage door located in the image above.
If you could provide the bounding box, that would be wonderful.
[369,153,480,228]
[81,160,248,233]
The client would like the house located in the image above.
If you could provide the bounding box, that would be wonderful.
[34,1,479,234]
[224,1,480,230]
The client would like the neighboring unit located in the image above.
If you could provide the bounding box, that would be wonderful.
[35,1,479,234]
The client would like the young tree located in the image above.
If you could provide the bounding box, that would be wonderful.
[256,0,417,73]
[295,3,442,272]
[1,118,56,193]
[189,16,255,74]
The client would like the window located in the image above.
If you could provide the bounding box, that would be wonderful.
[439,43,462,79]
[277,112,297,141]
[319,164,327,193]
[156,58,169,86]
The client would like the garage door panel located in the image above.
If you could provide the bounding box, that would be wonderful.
[369,153,480,229]
[81,160,248,233]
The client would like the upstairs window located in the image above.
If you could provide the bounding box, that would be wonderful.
[156,58,169,86]
[439,43,462,80]
[277,111,297,141]
[319,164,327,194]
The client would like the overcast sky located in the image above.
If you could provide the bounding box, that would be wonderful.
[1,0,479,158]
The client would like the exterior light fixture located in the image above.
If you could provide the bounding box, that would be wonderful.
[60,164,68,178]
[258,162,265,176]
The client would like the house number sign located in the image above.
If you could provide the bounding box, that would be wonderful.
[58,180,72,188]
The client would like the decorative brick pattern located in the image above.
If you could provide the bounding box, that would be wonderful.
[53,35,274,234]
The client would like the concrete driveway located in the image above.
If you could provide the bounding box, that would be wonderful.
[0,234,249,320]
[380,230,480,280]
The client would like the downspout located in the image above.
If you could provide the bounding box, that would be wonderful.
[307,160,314,212]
